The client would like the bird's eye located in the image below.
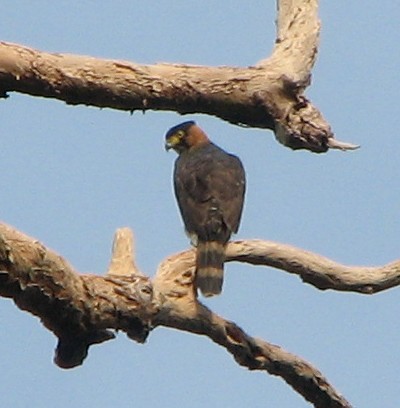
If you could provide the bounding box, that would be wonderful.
[176,130,185,138]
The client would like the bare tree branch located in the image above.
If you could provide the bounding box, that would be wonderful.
[225,241,400,293]
[0,222,156,368]
[153,251,352,408]
[0,0,358,153]
[5,220,398,406]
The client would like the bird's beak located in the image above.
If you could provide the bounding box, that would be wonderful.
[165,135,180,151]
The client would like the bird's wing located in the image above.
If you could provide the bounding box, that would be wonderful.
[174,145,245,240]
[216,153,246,233]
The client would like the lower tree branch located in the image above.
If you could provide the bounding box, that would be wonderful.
[153,252,351,408]
[3,222,398,406]
[225,241,400,293]
[0,223,156,367]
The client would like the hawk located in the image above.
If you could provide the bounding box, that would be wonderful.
[165,121,246,297]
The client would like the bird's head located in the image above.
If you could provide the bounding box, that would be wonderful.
[165,121,209,153]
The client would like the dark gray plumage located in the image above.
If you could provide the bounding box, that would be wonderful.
[165,121,246,296]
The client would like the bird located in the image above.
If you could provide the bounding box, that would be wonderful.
[165,120,246,297]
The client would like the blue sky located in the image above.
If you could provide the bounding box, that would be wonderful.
[1,2,400,407]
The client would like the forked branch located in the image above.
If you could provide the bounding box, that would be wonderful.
[0,0,357,153]
[3,222,399,406]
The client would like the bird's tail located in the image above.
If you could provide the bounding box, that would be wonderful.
[195,241,225,297]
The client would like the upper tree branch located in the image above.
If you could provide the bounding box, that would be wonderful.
[0,0,358,153]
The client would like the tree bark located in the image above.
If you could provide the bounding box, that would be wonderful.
[5,221,400,407]
[0,0,357,153]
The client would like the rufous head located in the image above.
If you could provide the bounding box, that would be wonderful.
[165,121,209,153]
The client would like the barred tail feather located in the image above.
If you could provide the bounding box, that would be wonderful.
[195,241,225,297]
